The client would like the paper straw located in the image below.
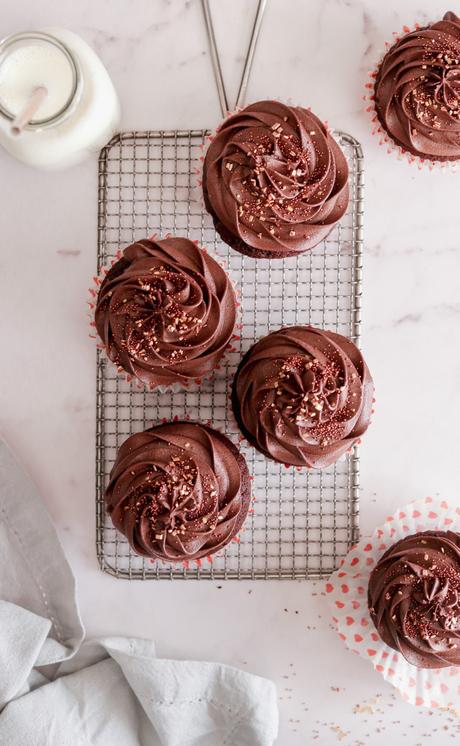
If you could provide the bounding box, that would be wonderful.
[10,86,48,135]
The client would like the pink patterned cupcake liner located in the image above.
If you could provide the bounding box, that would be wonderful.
[326,496,460,708]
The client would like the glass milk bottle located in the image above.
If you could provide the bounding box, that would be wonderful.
[0,29,121,169]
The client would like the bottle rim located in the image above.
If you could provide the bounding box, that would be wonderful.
[0,30,81,128]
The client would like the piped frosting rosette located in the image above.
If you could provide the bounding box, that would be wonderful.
[90,236,240,391]
[202,100,350,258]
[365,12,460,170]
[231,326,374,469]
[105,421,251,563]
[325,497,460,707]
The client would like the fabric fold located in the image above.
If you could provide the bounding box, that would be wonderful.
[0,435,278,745]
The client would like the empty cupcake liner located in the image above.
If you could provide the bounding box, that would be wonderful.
[325,496,460,708]
[364,22,458,173]
[87,235,241,394]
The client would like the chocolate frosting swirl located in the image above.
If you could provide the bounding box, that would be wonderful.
[203,100,349,258]
[232,326,374,469]
[105,422,251,562]
[95,237,236,387]
[368,531,460,668]
[375,12,460,160]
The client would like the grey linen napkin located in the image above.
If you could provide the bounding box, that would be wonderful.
[0,436,278,745]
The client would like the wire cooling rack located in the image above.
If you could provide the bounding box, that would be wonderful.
[96,129,364,580]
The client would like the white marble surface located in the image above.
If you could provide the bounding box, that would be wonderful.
[1,1,460,743]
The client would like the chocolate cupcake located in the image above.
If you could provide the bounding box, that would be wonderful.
[203,100,349,259]
[232,326,374,469]
[374,12,460,161]
[368,531,460,669]
[105,422,251,562]
[94,237,237,389]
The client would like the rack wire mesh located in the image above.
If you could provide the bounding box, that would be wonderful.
[96,129,364,580]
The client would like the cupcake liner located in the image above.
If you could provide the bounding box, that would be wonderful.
[88,235,241,394]
[326,496,460,708]
[364,22,458,173]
